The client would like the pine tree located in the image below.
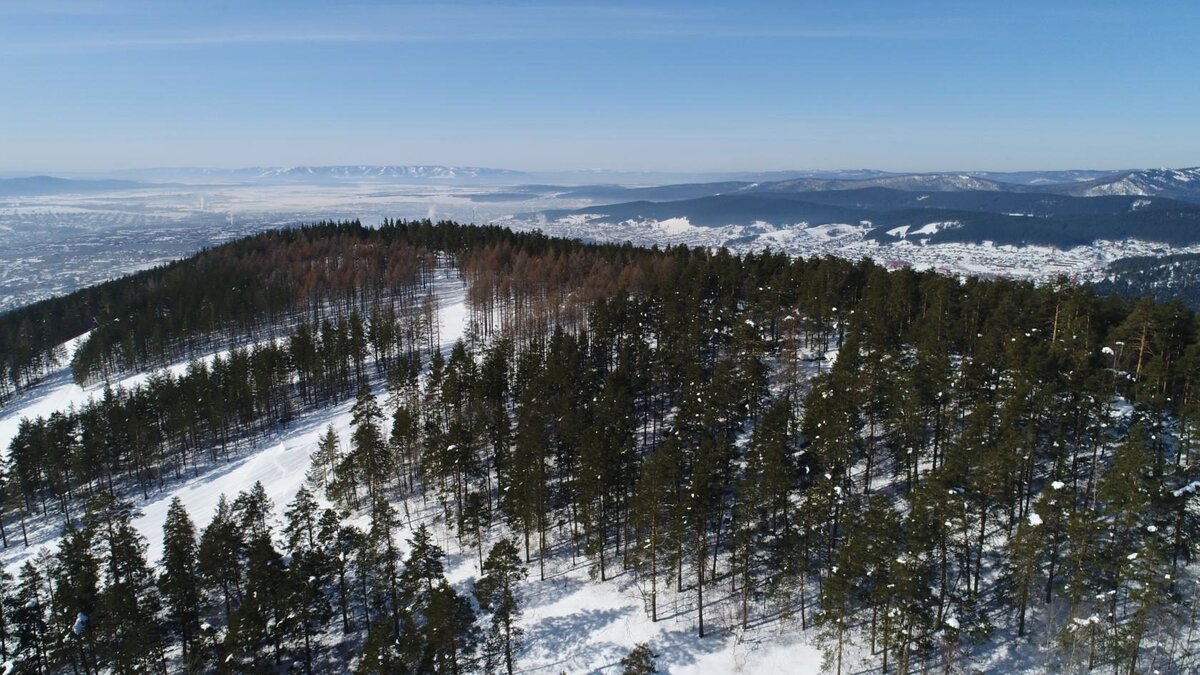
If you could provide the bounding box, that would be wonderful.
[350,386,391,508]
[401,525,445,597]
[396,525,478,673]
[314,508,351,634]
[0,568,10,665]
[390,405,420,495]
[461,490,489,571]
[734,399,795,627]
[197,495,245,624]
[89,496,166,673]
[233,481,275,542]
[225,534,291,670]
[283,486,321,553]
[686,431,732,639]
[287,542,333,675]
[474,539,528,675]
[331,520,359,634]
[504,389,550,577]
[356,618,405,674]
[160,497,202,663]
[10,559,50,674]
[307,425,342,493]
[620,642,658,675]
[423,580,478,675]
[631,436,682,623]
[1005,514,1042,639]
[366,500,403,640]
[346,525,376,631]
[50,520,99,673]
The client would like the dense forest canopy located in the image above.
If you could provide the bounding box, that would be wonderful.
[1096,252,1200,311]
[1,220,1199,673]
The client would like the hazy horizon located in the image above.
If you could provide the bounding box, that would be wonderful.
[0,164,1171,179]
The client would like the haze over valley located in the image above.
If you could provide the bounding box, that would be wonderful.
[5,165,1200,312]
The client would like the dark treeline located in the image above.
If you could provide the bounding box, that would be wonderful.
[6,312,419,535]
[0,484,500,674]
[2,221,1200,673]
[868,206,1200,248]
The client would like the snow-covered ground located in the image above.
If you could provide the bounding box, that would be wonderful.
[0,265,828,673]
[0,336,276,462]
[0,330,92,456]
[501,214,1200,284]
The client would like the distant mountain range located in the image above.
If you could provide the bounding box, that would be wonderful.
[0,176,156,197]
[531,168,1122,186]
[536,168,1200,248]
[7,165,1151,188]
[250,165,527,181]
[548,168,1200,202]
[83,165,529,184]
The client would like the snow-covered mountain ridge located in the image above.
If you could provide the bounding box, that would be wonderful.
[1071,167,1200,198]
[252,165,527,180]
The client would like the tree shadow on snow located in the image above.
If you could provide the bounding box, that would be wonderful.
[520,608,626,673]
[521,575,588,611]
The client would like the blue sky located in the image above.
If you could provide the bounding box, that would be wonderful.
[1,0,1197,172]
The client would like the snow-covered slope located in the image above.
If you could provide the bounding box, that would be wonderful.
[0,265,830,674]
[1063,167,1200,200]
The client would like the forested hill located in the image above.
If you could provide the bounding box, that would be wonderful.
[538,190,1200,248]
[2,221,1200,673]
[0,220,609,396]
[1095,252,1200,311]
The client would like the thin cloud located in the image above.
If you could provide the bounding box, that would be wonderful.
[0,3,964,55]
[2,26,954,56]
[0,0,132,16]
